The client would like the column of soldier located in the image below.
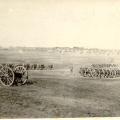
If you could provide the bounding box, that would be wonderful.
[79,64,120,78]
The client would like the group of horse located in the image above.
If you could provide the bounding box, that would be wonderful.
[0,63,54,70]
[79,66,120,78]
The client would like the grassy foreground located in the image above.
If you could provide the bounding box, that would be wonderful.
[0,69,120,118]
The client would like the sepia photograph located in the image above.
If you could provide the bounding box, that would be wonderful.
[0,0,120,118]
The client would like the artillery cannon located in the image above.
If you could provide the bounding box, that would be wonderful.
[0,64,28,86]
[0,63,54,86]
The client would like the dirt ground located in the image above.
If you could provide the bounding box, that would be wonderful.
[1,69,120,118]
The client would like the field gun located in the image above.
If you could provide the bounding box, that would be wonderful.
[0,64,28,86]
[0,63,54,86]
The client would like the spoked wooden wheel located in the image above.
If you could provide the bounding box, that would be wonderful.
[14,66,28,84]
[0,66,14,86]
[0,64,3,70]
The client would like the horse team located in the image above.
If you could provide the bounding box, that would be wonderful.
[0,63,54,70]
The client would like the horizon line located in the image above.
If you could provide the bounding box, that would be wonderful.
[0,46,120,51]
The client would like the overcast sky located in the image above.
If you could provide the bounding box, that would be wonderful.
[0,0,120,49]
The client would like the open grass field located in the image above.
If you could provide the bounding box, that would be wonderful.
[1,70,120,118]
[1,48,120,118]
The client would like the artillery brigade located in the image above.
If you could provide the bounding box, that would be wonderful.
[0,63,54,87]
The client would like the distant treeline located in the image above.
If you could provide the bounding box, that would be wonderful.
[0,47,120,55]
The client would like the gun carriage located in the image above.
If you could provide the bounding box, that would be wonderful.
[0,64,28,86]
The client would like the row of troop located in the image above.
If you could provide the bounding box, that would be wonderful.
[91,64,119,68]
[0,63,54,70]
[79,67,120,78]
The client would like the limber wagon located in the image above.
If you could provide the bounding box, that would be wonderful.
[0,64,28,87]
